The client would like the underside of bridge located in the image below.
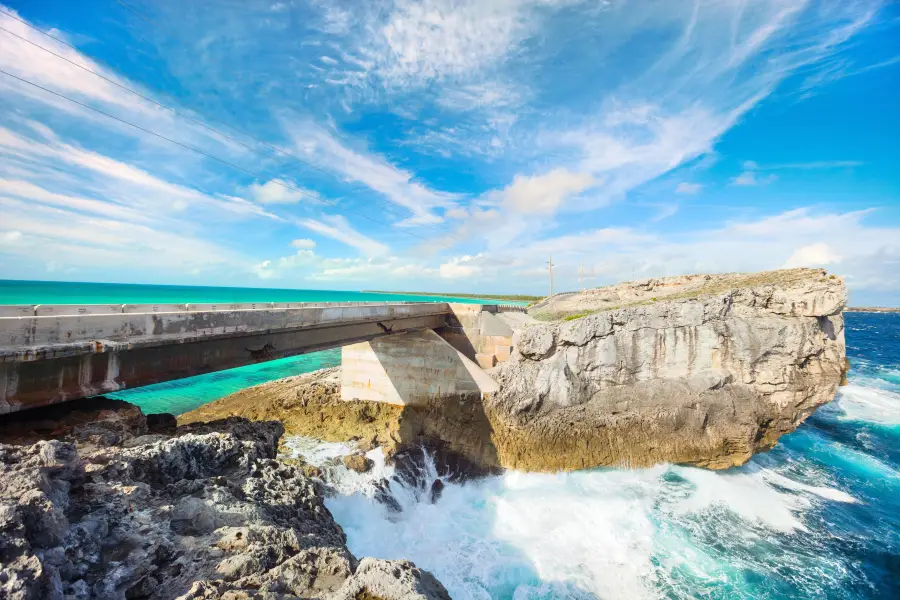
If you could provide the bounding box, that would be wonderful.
[0,302,523,414]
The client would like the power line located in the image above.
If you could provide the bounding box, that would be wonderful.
[110,0,409,178]
[0,8,456,237]
[0,67,451,248]
[547,253,555,297]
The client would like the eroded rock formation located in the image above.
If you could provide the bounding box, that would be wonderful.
[0,411,449,600]
[489,268,848,470]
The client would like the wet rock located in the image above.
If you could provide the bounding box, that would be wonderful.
[343,453,374,473]
[332,558,451,600]
[146,413,177,435]
[0,397,146,447]
[428,480,444,504]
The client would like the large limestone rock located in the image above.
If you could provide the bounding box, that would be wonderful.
[0,416,449,600]
[489,268,848,470]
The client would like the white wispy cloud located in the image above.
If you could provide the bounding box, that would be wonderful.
[676,182,702,194]
[291,238,316,249]
[497,168,595,215]
[732,171,777,186]
[783,243,843,268]
[0,124,282,220]
[298,213,390,256]
[247,179,318,204]
[309,255,437,282]
[283,120,458,225]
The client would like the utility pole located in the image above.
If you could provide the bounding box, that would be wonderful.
[579,260,585,292]
[547,253,555,297]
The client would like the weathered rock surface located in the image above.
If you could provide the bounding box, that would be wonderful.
[0,415,449,600]
[180,369,501,475]
[180,268,848,473]
[342,453,374,473]
[490,268,848,470]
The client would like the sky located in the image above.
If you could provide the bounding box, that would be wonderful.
[0,0,898,304]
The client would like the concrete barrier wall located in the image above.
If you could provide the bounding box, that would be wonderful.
[436,304,517,368]
[0,303,452,358]
[0,300,439,318]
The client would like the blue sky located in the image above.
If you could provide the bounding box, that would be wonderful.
[0,0,898,304]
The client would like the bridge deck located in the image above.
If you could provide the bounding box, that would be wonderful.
[0,302,454,413]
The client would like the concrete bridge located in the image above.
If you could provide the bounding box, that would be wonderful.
[0,301,526,414]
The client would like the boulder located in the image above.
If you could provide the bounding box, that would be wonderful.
[343,453,374,473]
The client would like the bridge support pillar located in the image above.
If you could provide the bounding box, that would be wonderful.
[435,304,517,369]
[340,329,499,406]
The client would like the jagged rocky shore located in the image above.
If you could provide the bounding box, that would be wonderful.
[183,268,848,472]
[0,399,449,600]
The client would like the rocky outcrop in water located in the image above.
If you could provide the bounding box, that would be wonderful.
[489,268,848,470]
[180,269,848,473]
[0,408,449,600]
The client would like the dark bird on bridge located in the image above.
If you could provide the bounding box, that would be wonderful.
[376,322,393,333]
[245,343,276,359]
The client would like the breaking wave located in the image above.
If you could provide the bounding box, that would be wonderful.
[286,312,899,599]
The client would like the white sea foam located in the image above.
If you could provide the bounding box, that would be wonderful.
[284,437,860,599]
[282,436,393,495]
[833,384,900,426]
[670,465,814,533]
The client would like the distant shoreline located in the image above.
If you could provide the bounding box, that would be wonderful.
[363,290,542,303]
[846,307,900,313]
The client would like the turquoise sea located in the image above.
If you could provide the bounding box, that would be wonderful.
[0,279,510,415]
[0,279,509,307]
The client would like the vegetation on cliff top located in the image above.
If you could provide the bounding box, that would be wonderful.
[532,268,839,322]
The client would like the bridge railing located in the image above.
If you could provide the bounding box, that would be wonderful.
[0,300,527,318]
[0,300,449,318]
[0,302,460,354]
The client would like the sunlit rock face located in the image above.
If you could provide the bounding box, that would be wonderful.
[489,268,848,471]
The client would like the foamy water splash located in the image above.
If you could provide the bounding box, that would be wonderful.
[278,313,898,599]
[282,435,862,599]
[829,383,900,427]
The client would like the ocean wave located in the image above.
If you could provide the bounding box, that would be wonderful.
[285,438,863,600]
[830,384,900,426]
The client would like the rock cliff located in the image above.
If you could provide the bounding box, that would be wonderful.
[489,268,848,470]
[181,268,847,474]
[0,407,449,600]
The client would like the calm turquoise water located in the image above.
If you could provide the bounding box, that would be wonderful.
[0,279,513,415]
[0,279,508,306]
[107,350,342,415]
